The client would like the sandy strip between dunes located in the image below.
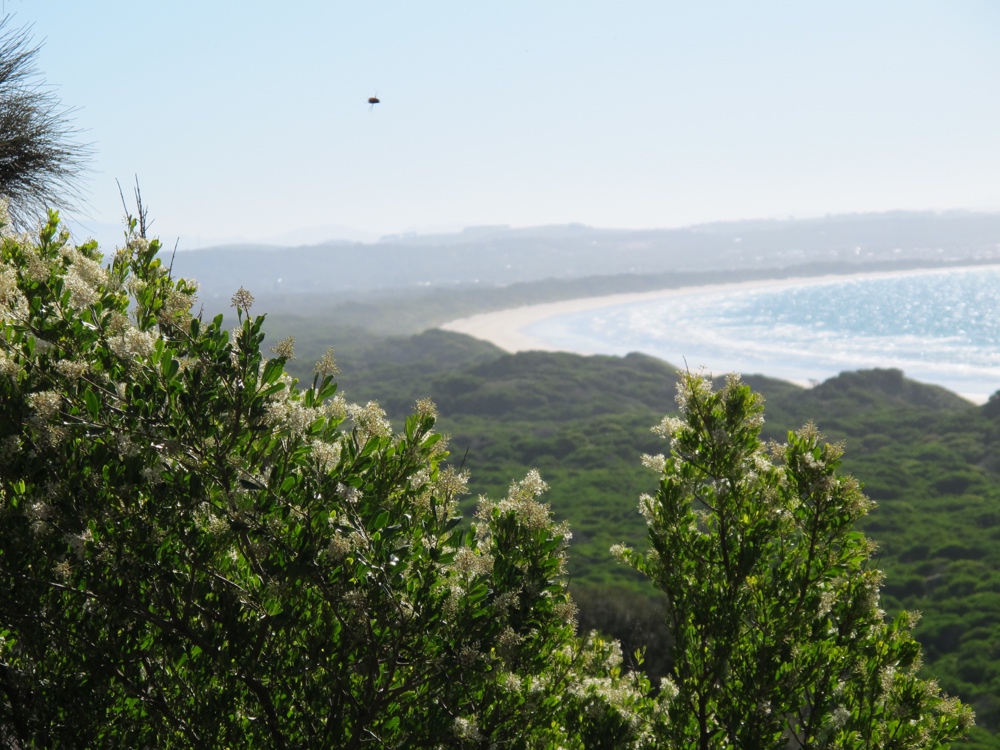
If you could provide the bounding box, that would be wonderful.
[438,265,998,354]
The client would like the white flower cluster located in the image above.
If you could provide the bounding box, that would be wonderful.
[552,598,578,626]
[0,264,27,321]
[326,531,355,560]
[651,415,685,439]
[161,285,197,320]
[452,546,494,577]
[314,347,339,377]
[269,335,296,360]
[61,246,108,309]
[29,390,61,421]
[456,643,481,668]
[20,245,51,283]
[53,359,88,380]
[336,482,361,505]
[310,438,341,472]
[452,716,481,742]
[432,466,469,502]
[493,589,520,617]
[264,397,316,437]
[498,671,522,694]
[675,369,713,409]
[609,544,632,564]
[476,469,554,533]
[495,626,525,660]
[414,397,437,419]
[193,503,229,537]
[321,393,347,422]
[65,528,94,557]
[640,453,666,473]
[108,326,157,363]
[638,494,656,526]
[0,348,22,379]
[817,584,837,619]
[408,467,430,491]
[346,400,392,445]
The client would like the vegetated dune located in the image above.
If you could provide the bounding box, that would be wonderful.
[280,327,999,743]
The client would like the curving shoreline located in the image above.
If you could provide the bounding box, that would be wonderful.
[440,265,996,354]
[439,265,1000,404]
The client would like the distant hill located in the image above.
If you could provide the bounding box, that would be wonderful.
[171,211,1000,313]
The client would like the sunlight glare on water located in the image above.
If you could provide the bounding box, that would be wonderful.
[524,267,1000,403]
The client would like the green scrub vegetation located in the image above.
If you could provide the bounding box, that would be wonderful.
[0,214,982,748]
[285,326,1000,748]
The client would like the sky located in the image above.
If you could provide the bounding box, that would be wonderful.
[17,1,1000,248]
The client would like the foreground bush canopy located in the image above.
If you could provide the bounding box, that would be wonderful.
[0,213,974,748]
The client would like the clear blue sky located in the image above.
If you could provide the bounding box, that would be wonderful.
[21,1,1000,247]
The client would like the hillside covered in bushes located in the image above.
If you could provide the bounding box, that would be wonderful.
[281,325,1000,747]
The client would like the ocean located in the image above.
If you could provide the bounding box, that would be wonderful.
[524,266,1000,403]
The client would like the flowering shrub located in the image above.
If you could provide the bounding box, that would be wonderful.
[616,372,975,749]
[0,213,661,748]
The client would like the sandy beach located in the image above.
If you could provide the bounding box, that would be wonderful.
[440,266,994,355]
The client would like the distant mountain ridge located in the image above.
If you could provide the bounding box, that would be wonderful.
[170,211,1000,305]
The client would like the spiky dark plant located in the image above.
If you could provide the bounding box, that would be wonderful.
[0,17,88,228]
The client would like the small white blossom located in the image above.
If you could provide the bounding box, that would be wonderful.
[265,399,315,437]
[495,626,524,659]
[0,349,22,379]
[638,493,656,525]
[53,359,88,380]
[651,415,685,438]
[409,467,431,491]
[510,469,548,500]
[64,267,100,307]
[830,705,850,728]
[21,247,50,282]
[659,676,679,702]
[109,326,156,362]
[609,544,632,563]
[414,397,437,419]
[0,265,27,320]
[321,393,347,422]
[29,390,61,421]
[499,672,521,694]
[65,528,93,558]
[270,336,296,360]
[337,483,360,504]
[641,453,666,473]
[452,717,481,742]
[162,286,197,319]
[230,286,254,310]
[433,466,469,501]
[310,439,341,471]
[326,532,353,560]
[314,347,339,377]
[346,400,392,444]
[553,598,578,626]
[457,644,481,668]
[453,546,494,577]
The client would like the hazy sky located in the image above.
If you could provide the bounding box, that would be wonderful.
[20,1,1000,247]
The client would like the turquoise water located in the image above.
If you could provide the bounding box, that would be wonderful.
[524,266,1000,402]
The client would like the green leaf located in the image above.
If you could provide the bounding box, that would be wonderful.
[83,388,100,420]
[262,357,284,387]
